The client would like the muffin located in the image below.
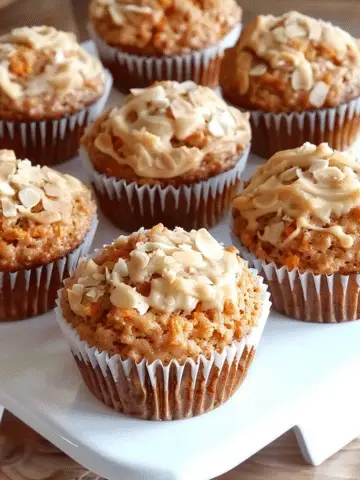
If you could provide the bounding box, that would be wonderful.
[220,11,360,158]
[88,0,242,92]
[0,149,97,321]
[81,81,251,231]
[56,223,271,420]
[232,142,360,323]
[0,26,112,166]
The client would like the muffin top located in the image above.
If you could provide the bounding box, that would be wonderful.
[232,143,360,275]
[0,150,96,271]
[0,26,105,120]
[82,81,251,185]
[61,224,262,364]
[89,0,241,56]
[220,11,360,112]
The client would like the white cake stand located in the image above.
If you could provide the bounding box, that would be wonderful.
[1,43,360,480]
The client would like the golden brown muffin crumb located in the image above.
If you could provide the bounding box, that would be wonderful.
[62,224,262,364]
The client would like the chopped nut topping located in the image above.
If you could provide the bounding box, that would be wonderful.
[66,224,244,316]
[0,26,104,102]
[233,142,360,249]
[226,11,360,108]
[89,81,251,179]
[0,149,87,224]
[89,0,241,56]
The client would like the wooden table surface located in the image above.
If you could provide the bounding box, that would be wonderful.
[0,1,358,479]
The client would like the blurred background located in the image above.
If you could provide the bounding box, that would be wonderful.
[0,0,357,40]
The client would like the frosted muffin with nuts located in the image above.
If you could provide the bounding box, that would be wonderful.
[232,142,360,323]
[88,0,242,91]
[0,149,97,321]
[57,224,271,420]
[220,11,360,157]
[0,26,111,165]
[81,81,251,231]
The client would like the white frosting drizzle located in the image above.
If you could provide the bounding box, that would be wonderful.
[67,226,244,317]
[93,81,251,178]
[232,143,360,248]
[0,149,86,224]
[0,26,104,101]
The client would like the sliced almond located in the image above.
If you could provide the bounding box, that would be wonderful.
[291,62,313,91]
[42,196,70,215]
[0,149,16,162]
[0,162,16,179]
[285,23,307,38]
[109,5,125,25]
[260,221,285,246]
[208,118,225,137]
[195,229,223,260]
[249,64,267,76]
[1,197,16,217]
[18,186,42,209]
[121,4,152,14]
[313,166,344,182]
[43,183,61,198]
[309,159,329,172]
[110,284,148,314]
[172,250,204,268]
[130,88,145,96]
[113,258,128,277]
[280,167,299,182]
[67,284,87,317]
[272,26,288,42]
[27,210,62,224]
[0,181,15,196]
[307,19,322,41]
[83,258,101,277]
[309,81,330,108]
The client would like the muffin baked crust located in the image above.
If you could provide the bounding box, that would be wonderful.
[61,224,261,364]
[0,26,105,120]
[233,142,360,275]
[89,0,241,56]
[81,81,251,187]
[0,150,96,271]
[221,11,360,113]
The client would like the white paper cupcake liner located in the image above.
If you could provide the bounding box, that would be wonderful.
[249,96,360,158]
[81,145,249,231]
[232,235,360,323]
[55,273,271,420]
[88,22,241,92]
[0,217,98,322]
[0,71,113,166]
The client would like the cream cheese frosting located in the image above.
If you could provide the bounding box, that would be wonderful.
[232,143,360,249]
[67,225,246,317]
[92,81,251,178]
[0,26,104,102]
[0,150,88,224]
[232,11,360,108]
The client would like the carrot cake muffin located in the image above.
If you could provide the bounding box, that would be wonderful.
[57,223,271,419]
[88,0,242,91]
[220,11,360,157]
[0,149,97,321]
[81,80,251,231]
[0,26,110,165]
[232,142,360,322]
